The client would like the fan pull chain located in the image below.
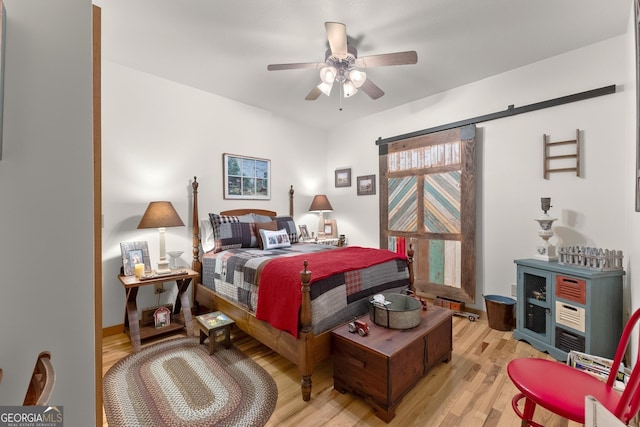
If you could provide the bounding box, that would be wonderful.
[339,84,343,111]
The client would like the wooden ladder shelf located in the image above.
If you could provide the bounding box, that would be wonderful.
[543,129,580,179]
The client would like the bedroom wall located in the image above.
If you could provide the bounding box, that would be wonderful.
[623,0,640,361]
[325,35,630,311]
[0,0,95,424]
[101,62,327,327]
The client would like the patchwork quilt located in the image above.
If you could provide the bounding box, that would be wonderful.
[202,244,410,336]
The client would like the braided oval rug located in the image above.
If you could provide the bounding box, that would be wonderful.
[103,338,277,427]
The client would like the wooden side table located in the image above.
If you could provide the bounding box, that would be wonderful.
[195,311,235,355]
[117,268,199,352]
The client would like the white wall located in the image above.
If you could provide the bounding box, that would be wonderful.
[623,0,640,360]
[101,62,327,327]
[326,35,630,310]
[0,0,95,424]
[103,33,637,317]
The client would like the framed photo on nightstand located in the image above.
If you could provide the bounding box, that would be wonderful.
[120,241,152,276]
[299,224,310,240]
[324,219,337,237]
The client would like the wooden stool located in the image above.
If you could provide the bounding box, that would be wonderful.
[195,311,235,355]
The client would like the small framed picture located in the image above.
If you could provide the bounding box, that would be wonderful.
[335,168,351,188]
[324,222,333,236]
[120,241,152,276]
[153,306,171,328]
[299,224,310,239]
[357,175,376,196]
[324,219,337,237]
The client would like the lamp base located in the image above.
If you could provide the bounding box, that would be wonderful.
[534,244,558,261]
[156,260,171,274]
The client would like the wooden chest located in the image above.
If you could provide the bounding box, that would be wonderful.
[332,305,453,422]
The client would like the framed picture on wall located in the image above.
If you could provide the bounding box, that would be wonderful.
[335,168,351,187]
[120,241,152,276]
[223,153,271,200]
[357,175,376,195]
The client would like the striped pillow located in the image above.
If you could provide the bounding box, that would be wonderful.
[272,216,299,244]
[208,213,251,253]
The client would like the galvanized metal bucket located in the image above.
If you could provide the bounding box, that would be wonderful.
[369,293,422,329]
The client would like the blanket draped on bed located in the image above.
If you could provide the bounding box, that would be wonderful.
[255,246,406,337]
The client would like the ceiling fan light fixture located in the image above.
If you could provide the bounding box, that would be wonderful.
[317,81,333,96]
[348,69,366,88]
[319,66,337,84]
[343,80,358,98]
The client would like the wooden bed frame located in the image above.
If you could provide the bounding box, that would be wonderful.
[190,176,414,401]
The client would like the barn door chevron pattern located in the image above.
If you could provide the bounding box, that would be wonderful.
[379,125,476,303]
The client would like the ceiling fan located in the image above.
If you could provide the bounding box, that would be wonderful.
[267,22,418,101]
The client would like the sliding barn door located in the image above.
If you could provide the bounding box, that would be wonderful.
[379,125,476,303]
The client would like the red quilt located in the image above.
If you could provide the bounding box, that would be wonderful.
[255,246,406,337]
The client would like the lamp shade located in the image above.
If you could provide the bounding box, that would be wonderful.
[349,69,367,88]
[309,195,333,212]
[320,66,337,84]
[137,201,185,229]
[343,80,358,98]
[317,81,333,97]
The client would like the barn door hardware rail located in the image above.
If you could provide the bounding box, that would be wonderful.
[544,130,580,179]
[376,85,616,152]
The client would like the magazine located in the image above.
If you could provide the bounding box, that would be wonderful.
[567,350,629,391]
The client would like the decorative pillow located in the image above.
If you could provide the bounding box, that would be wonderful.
[247,213,273,223]
[259,228,292,250]
[272,216,299,244]
[255,220,279,249]
[200,218,215,253]
[208,213,252,253]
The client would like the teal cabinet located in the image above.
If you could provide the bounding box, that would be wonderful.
[513,259,623,361]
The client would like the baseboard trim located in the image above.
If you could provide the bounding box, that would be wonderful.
[103,324,124,337]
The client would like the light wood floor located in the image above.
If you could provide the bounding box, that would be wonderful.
[102,315,583,427]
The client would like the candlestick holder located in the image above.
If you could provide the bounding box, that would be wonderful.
[534,197,558,261]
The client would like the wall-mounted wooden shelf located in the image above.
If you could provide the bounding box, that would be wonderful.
[543,129,580,179]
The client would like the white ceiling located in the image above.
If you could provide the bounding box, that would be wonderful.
[94,0,630,130]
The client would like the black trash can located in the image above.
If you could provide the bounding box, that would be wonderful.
[484,295,516,331]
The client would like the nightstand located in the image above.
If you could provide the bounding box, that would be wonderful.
[117,268,199,352]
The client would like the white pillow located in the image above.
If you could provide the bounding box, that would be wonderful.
[259,228,291,250]
[200,218,215,253]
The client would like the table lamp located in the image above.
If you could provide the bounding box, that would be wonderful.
[309,194,333,235]
[137,201,185,274]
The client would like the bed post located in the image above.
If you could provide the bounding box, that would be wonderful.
[289,185,294,216]
[407,243,415,293]
[192,177,202,278]
[298,261,313,401]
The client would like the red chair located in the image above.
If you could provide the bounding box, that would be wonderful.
[507,308,640,427]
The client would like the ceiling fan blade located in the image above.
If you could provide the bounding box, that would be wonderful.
[325,22,348,59]
[360,78,385,100]
[305,86,322,101]
[355,51,418,68]
[267,62,325,71]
